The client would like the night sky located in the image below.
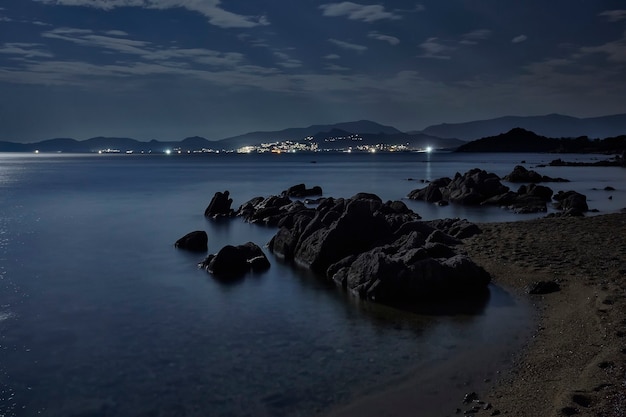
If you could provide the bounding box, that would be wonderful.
[1,0,626,142]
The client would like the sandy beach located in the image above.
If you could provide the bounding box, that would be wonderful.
[325,212,626,417]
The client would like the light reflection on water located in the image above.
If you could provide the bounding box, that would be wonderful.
[0,151,621,416]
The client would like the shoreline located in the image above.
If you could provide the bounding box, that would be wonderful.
[323,212,626,417]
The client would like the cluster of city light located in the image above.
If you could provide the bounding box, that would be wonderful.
[237,140,319,154]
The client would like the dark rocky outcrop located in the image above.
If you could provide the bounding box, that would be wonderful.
[174,230,208,252]
[199,242,270,278]
[282,184,323,198]
[408,168,509,205]
[237,195,304,226]
[548,156,625,167]
[204,190,234,218]
[408,168,555,213]
[261,192,490,303]
[552,190,589,216]
[503,165,569,183]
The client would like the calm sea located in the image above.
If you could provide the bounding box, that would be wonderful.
[0,152,623,417]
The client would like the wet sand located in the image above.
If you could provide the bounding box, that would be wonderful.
[324,213,626,417]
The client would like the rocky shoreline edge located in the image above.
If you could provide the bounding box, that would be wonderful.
[323,213,626,417]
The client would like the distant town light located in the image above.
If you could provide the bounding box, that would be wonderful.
[165,149,171,155]
[426,146,433,153]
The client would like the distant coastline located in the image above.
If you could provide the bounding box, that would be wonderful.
[2,113,626,155]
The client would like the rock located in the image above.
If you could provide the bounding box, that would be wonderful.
[237,195,296,225]
[427,218,482,239]
[259,190,488,304]
[526,280,560,294]
[504,165,544,183]
[463,392,479,403]
[199,242,270,278]
[553,190,589,216]
[507,183,554,213]
[174,230,208,251]
[504,165,569,183]
[204,190,234,218]
[604,186,616,191]
[408,169,509,206]
[283,184,323,198]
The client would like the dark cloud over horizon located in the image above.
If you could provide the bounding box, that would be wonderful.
[1,0,626,142]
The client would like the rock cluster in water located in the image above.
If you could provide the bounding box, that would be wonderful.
[408,167,589,216]
[235,190,490,303]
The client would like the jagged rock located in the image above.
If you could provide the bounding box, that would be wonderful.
[266,192,489,303]
[174,230,208,252]
[503,165,569,183]
[426,218,482,239]
[282,184,323,198]
[408,169,509,206]
[553,190,589,216]
[199,242,270,278]
[204,190,234,218]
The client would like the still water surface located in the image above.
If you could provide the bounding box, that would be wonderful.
[0,152,623,416]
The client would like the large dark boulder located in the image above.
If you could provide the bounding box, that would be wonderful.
[293,195,393,273]
[199,242,270,278]
[204,190,234,218]
[236,195,299,225]
[174,230,208,252]
[553,190,589,216]
[327,234,490,303]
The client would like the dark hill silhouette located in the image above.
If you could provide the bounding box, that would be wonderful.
[456,128,626,154]
[214,120,401,149]
[422,113,626,140]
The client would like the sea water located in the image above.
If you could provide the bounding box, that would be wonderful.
[0,152,623,417]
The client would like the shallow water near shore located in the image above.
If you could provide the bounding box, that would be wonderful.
[0,152,621,416]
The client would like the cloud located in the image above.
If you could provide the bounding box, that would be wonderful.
[324,54,341,60]
[418,37,453,59]
[324,63,350,72]
[273,52,302,69]
[328,38,368,52]
[579,32,626,63]
[460,29,492,45]
[105,30,129,37]
[320,2,401,22]
[512,35,528,43]
[0,43,54,59]
[33,0,269,28]
[368,32,400,45]
[598,10,626,22]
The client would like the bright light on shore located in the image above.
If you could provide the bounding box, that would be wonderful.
[425,146,433,153]
[165,149,171,155]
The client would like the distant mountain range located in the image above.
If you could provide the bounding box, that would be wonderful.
[0,120,461,153]
[421,113,626,140]
[1,114,626,153]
